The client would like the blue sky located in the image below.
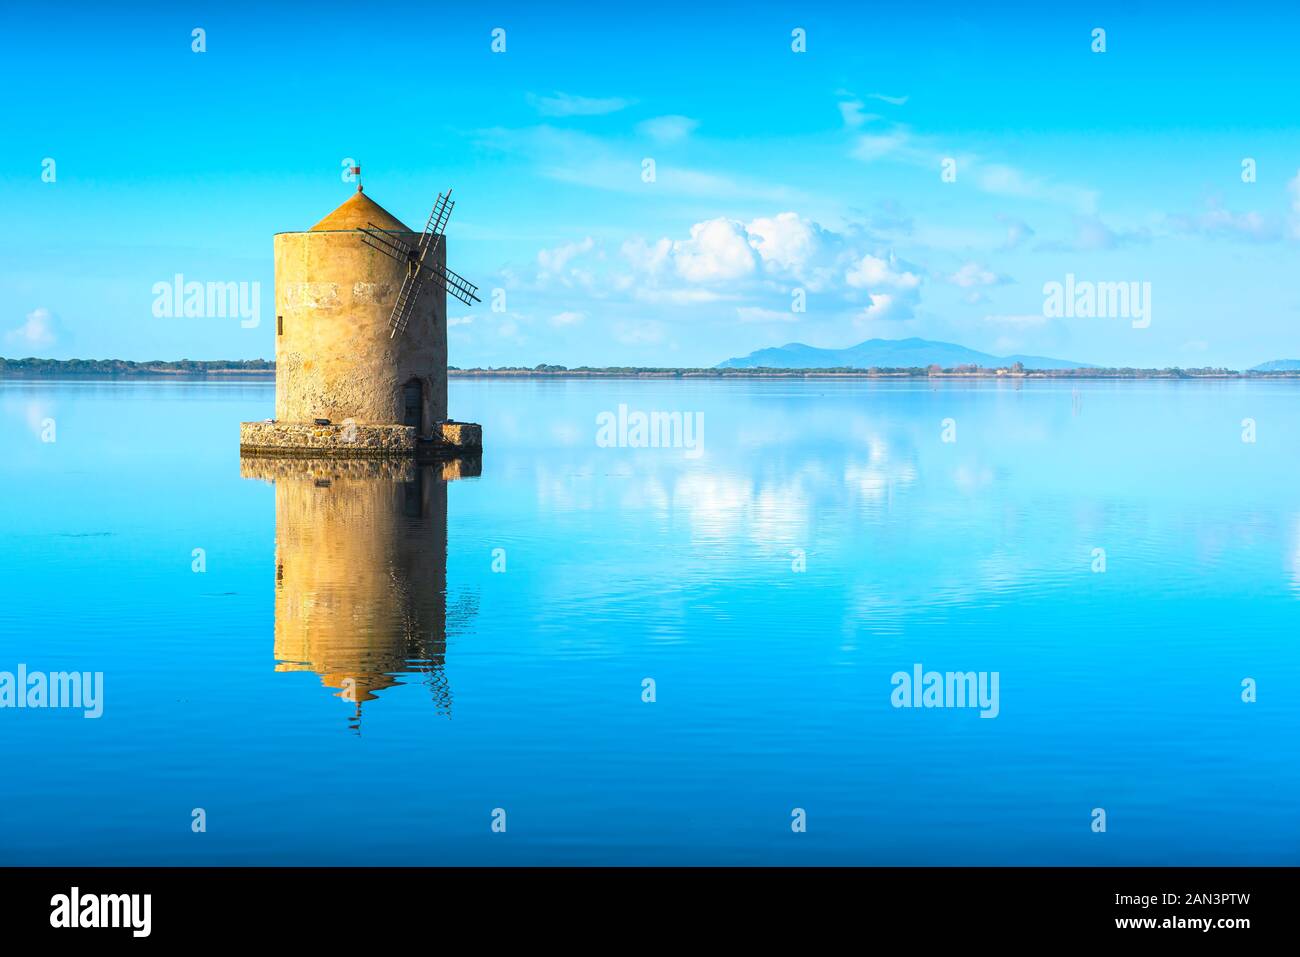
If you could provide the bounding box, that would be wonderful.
[4,1,1299,368]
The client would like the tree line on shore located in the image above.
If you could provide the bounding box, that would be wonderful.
[0,356,1283,378]
[0,357,274,375]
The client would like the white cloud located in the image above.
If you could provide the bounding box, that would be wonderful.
[637,115,699,143]
[997,214,1036,250]
[859,293,910,322]
[838,95,1097,214]
[526,92,631,117]
[633,287,734,304]
[838,88,905,129]
[672,218,760,283]
[945,260,1009,305]
[976,164,1035,197]
[478,124,808,205]
[448,315,474,327]
[550,310,585,327]
[948,262,1005,288]
[846,254,922,322]
[5,307,58,350]
[537,236,596,285]
[976,164,1098,212]
[838,100,882,129]
[852,131,910,161]
[621,237,672,276]
[523,211,931,338]
[747,212,852,291]
[1168,198,1281,243]
[621,212,852,294]
[846,253,920,292]
[746,212,823,273]
[654,167,804,204]
[1035,215,1149,252]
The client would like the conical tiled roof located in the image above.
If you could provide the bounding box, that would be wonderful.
[310,190,413,232]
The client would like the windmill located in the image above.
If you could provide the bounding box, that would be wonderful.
[358,190,481,338]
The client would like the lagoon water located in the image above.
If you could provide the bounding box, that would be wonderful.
[1,377,1298,865]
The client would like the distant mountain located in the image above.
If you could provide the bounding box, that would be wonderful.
[716,337,1091,371]
[1250,359,1300,372]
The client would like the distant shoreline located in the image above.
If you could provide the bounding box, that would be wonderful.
[3,358,1298,380]
[0,359,275,379]
[445,368,1289,380]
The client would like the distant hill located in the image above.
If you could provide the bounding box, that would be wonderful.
[1250,359,1300,372]
[716,337,1091,371]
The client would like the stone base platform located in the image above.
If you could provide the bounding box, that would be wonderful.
[239,452,481,482]
[240,419,483,458]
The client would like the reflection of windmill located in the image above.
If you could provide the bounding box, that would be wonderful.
[359,190,481,338]
[241,456,482,733]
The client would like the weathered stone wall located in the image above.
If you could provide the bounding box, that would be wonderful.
[241,421,415,455]
[240,420,482,456]
[273,229,448,433]
[240,452,479,484]
[440,421,482,449]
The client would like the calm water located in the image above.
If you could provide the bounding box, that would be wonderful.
[1,377,1298,865]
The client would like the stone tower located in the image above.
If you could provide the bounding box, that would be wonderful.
[273,189,448,435]
[241,186,481,458]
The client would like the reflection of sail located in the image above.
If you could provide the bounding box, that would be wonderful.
[240,454,479,728]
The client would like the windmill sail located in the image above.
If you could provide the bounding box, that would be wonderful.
[388,269,424,337]
[359,224,413,263]
[426,261,481,306]
[417,191,455,256]
[361,190,479,339]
